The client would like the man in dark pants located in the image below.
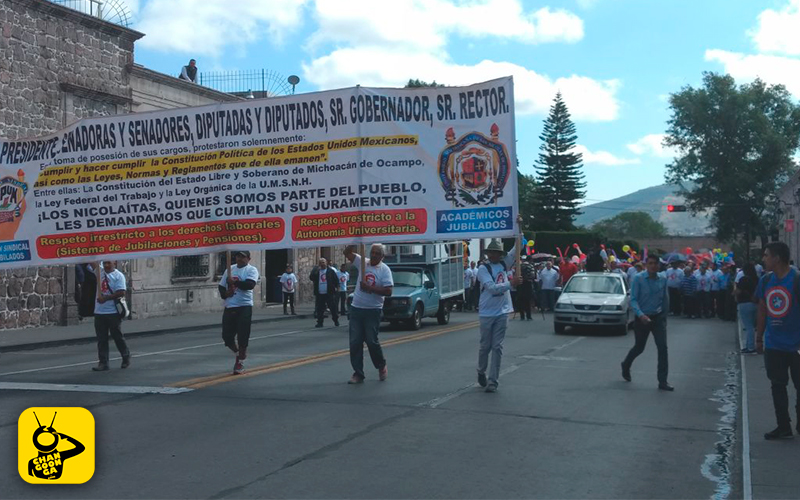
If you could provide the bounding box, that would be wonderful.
[92,260,130,371]
[517,256,534,320]
[219,251,259,375]
[310,258,339,327]
[755,242,800,440]
[343,244,393,383]
[621,254,673,391]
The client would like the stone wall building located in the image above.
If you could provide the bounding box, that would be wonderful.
[0,0,141,329]
[0,0,349,329]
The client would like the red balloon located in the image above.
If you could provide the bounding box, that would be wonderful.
[684,247,693,255]
[572,243,579,248]
[580,253,587,260]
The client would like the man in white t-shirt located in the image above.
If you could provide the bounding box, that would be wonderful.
[463,265,474,311]
[218,251,260,374]
[92,260,130,371]
[538,260,560,312]
[344,244,393,384]
[336,264,350,316]
[476,238,521,392]
[279,264,297,315]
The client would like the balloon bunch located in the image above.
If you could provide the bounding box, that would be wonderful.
[521,236,536,256]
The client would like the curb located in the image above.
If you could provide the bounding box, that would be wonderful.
[0,313,314,353]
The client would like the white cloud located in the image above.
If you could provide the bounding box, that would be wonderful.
[308,0,583,51]
[574,145,639,166]
[136,0,309,57]
[705,49,800,97]
[303,48,621,121]
[627,134,677,159]
[750,0,800,56]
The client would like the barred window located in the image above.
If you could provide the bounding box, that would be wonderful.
[215,252,228,277]
[173,255,210,279]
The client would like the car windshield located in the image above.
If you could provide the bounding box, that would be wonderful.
[564,275,623,294]
[392,270,422,287]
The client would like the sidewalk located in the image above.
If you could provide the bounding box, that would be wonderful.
[0,304,316,352]
[738,321,800,499]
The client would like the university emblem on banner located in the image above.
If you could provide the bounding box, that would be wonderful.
[438,124,510,208]
[0,169,28,240]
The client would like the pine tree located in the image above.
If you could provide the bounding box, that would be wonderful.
[534,93,586,231]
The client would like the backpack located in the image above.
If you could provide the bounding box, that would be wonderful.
[481,261,507,282]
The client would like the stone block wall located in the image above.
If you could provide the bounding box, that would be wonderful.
[0,0,141,328]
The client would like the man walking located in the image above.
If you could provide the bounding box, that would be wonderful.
[681,266,699,319]
[310,258,339,328]
[539,260,559,312]
[755,242,800,440]
[666,261,683,316]
[476,239,521,393]
[92,260,130,371]
[337,263,350,317]
[219,251,259,375]
[279,264,297,315]
[621,254,673,391]
[343,244,393,384]
[517,256,535,320]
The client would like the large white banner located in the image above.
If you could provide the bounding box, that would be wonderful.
[0,77,517,268]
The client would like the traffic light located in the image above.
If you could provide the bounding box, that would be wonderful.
[667,204,687,213]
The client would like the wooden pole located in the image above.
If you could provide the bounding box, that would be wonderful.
[359,243,366,286]
[225,250,231,294]
[95,262,102,300]
[515,233,522,277]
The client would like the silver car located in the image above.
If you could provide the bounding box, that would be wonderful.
[554,272,631,335]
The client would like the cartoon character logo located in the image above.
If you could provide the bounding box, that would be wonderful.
[766,287,791,319]
[27,412,85,481]
[438,124,511,207]
[0,169,27,241]
[365,273,377,286]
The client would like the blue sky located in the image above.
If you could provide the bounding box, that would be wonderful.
[126,0,800,204]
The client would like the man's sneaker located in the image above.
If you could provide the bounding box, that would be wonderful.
[477,372,488,387]
[233,357,244,375]
[315,323,323,328]
[741,348,756,354]
[621,362,631,382]
[485,383,498,393]
[238,346,247,361]
[121,356,130,369]
[348,374,364,384]
[379,365,388,381]
[764,427,793,440]
[92,363,109,372]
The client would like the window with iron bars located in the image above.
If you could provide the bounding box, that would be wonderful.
[215,252,229,278]
[172,255,210,279]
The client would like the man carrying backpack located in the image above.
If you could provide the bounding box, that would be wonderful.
[475,234,522,393]
[755,242,800,440]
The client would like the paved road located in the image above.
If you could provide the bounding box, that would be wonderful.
[0,311,755,498]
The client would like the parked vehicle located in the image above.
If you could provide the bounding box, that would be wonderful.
[553,272,631,335]
[350,242,465,330]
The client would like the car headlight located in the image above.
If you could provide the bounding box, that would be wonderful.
[602,305,623,311]
[555,303,572,310]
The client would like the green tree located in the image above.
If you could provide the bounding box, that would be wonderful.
[405,79,445,88]
[534,92,586,231]
[591,211,667,240]
[664,72,800,248]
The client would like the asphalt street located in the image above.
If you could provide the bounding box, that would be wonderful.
[0,311,754,499]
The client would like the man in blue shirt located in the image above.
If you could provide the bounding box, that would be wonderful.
[755,242,800,440]
[621,254,673,391]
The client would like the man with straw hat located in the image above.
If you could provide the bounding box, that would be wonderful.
[476,237,522,393]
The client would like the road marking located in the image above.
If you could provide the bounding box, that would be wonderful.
[174,321,480,390]
[520,355,580,361]
[0,328,312,377]
[0,381,192,395]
